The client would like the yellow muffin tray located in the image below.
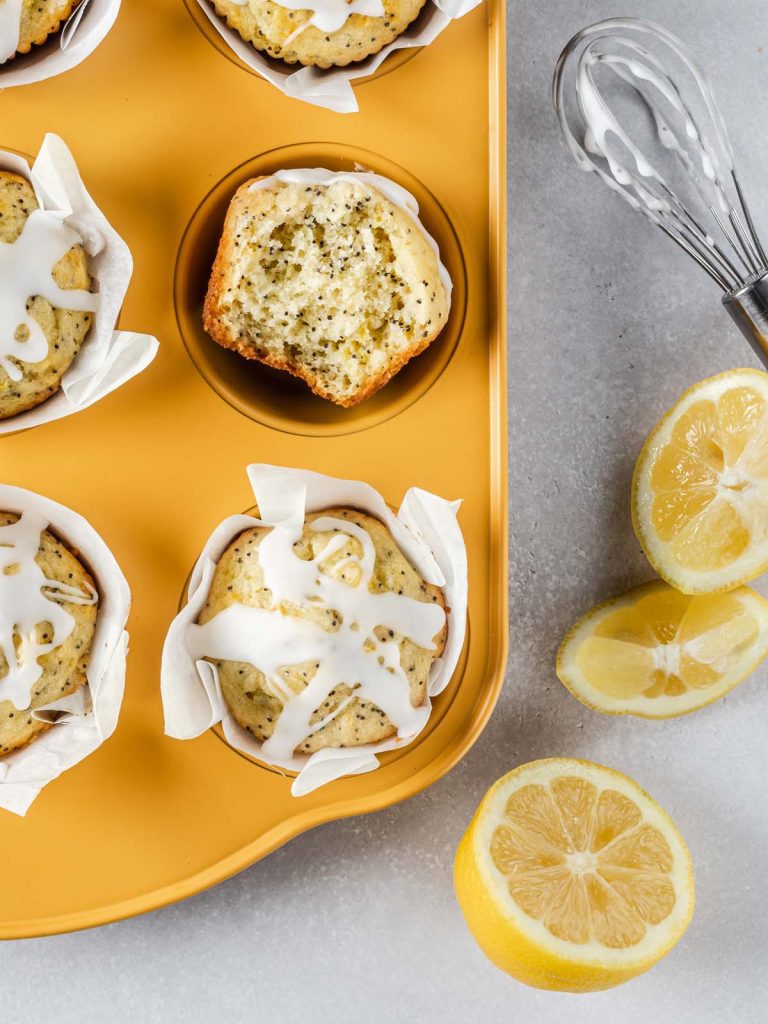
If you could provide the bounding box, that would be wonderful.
[0,0,507,936]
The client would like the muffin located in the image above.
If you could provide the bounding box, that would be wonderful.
[209,0,428,68]
[203,170,451,407]
[0,170,96,420]
[0,511,98,757]
[195,507,447,756]
[0,0,82,64]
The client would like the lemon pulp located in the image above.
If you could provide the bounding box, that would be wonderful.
[556,581,768,716]
[491,776,675,947]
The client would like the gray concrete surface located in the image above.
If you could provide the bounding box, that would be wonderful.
[3,1,768,1021]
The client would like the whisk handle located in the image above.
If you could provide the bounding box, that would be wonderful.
[724,274,768,370]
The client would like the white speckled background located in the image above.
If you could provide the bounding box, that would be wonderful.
[3,2,768,1020]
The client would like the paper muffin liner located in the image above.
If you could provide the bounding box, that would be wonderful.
[193,0,483,113]
[0,485,131,816]
[162,464,468,796]
[0,133,158,435]
[0,0,120,88]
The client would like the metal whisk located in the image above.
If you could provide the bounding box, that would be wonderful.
[553,17,768,366]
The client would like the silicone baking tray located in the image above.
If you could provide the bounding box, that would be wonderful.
[0,0,507,936]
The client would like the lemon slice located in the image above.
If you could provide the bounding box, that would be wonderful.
[556,580,768,717]
[454,759,694,992]
[633,368,768,593]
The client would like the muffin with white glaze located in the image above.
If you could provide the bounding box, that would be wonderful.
[0,0,83,64]
[209,0,427,68]
[0,170,96,420]
[203,169,451,407]
[192,507,447,755]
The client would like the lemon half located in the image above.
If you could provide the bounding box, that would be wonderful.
[556,580,768,718]
[454,759,694,992]
[633,368,768,593]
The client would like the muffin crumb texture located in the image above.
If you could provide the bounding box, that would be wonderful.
[203,176,450,407]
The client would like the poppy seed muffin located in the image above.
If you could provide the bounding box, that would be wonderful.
[209,0,427,69]
[0,0,82,63]
[203,171,451,407]
[0,512,98,757]
[0,170,95,420]
[196,507,447,754]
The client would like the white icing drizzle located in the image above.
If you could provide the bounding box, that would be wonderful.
[187,515,446,761]
[0,208,99,383]
[0,511,98,711]
[229,0,385,36]
[0,0,23,64]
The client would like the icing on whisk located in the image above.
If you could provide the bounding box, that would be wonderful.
[0,512,98,711]
[187,515,446,761]
[553,19,768,294]
[229,0,385,36]
[0,208,99,382]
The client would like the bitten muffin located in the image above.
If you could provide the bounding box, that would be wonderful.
[0,0,82,62]
[197,507,447,753]
[209,0,427,68]
[0,513,98,757]
[203,172,451,407]
[0,171,94,420]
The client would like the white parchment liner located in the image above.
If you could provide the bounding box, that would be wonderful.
[193,0,483,113]
[162,465,468,796]
[0,485,130,816]
[0,0,120,88]
[0,133,158,435]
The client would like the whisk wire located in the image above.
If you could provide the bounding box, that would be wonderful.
[554,16,768,367]
[715,207,759,280]
[553,17,768,296]
[655,221,733,290]
[732,175,768,270]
